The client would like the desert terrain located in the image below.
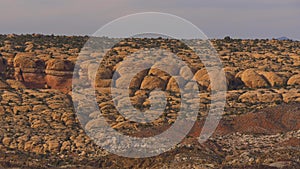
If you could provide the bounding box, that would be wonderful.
[0,34,299,168]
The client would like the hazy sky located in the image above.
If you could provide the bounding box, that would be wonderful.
[0,0,299,39]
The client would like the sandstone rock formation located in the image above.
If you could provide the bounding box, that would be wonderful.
[45,59,74,92]
[0,35,299,168]
[0,78,9,89]
[0,55,6,78]
[258,71,286,87]
[13,52,46,88]
[239,69,270,88]
[287,74,300,86]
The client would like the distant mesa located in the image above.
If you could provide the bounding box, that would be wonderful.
[131,33,171,39]
[276,36,292,40]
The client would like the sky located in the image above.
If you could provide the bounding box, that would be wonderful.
[0,0,299,40]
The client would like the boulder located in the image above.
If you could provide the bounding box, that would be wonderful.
[193,69,209,88]
[95,68,113,80]
[14,53,46,88]
[46,59,74,71]
[140,76,167,90]
[287,74,300,86]
[24,41,34,52]
[166,76,182,93]
[259,71,286,87]
[194,68,228,91]
[45,59,74,93]
[239,69,270,88]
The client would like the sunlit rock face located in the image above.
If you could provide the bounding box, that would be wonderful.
[45,59,74,93]
[13,52,46,88]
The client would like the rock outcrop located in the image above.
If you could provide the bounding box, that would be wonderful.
[0,78,9,89]
[0,35,300,168]
[13,53,46,88]
[239,69,270,88]
[0,55,6,78]
[258,71,286,87]
[45,59,74,92]
[11,53,75,93]
[287,74,300,86]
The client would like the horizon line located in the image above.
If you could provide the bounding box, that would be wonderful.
[0,33,298,41]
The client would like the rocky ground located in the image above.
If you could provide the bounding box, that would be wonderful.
[0,34,299,168]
